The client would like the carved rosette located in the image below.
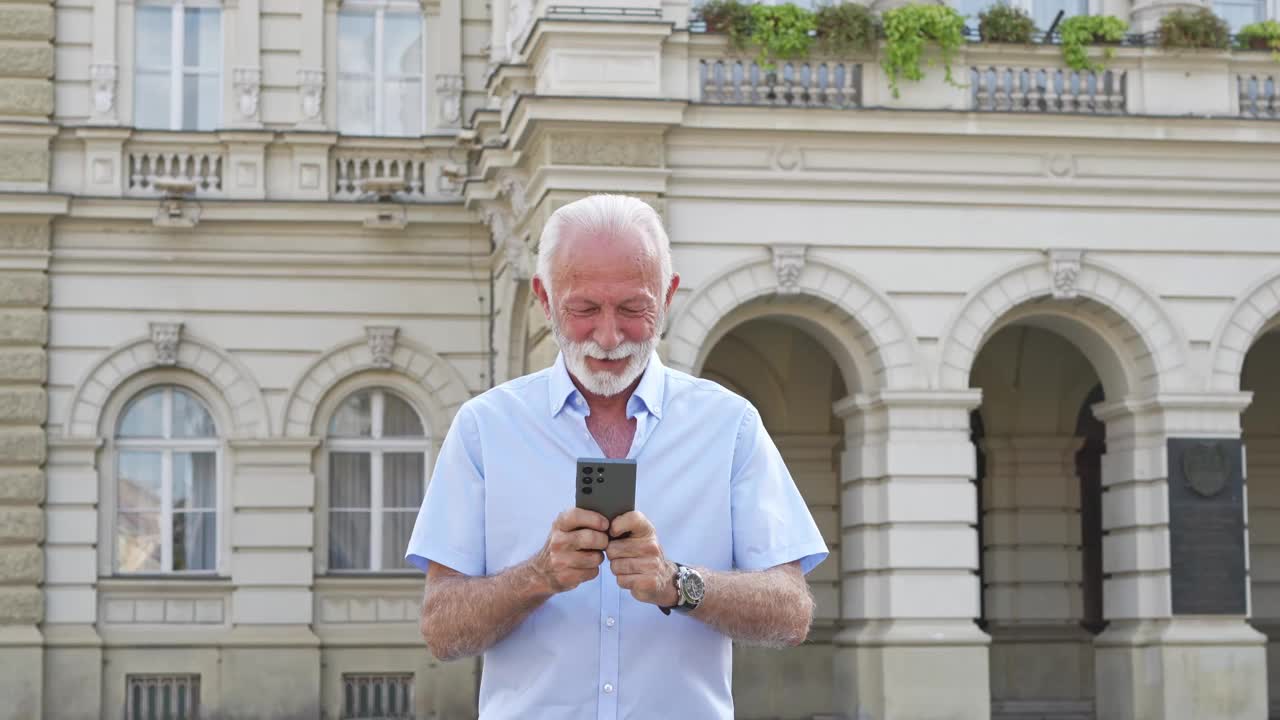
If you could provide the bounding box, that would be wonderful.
[771,246,807,295]
[90,64,118,123]
[298,69,325,126]
[1048,249,1084,300]
[150,323,183,366]
[435,74,464,127]
[234,67,262,122]
[365,326,400,369]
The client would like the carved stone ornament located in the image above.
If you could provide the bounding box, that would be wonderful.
[435,74,464,127]
[298,69,325,124]
[498,172,528,217]
[505,235,532,281]
[365,326,399,369]
[90,64,118,122]
[150,323,183,366]
[1183,441,1229,498]
[507,0,533,58]
[1048,249,1084,300]
[771,246,807,294]
[234,67,262,120]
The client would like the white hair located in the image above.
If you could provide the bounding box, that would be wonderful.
[535,194,674,298]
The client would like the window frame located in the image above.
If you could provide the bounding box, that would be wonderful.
[951,0,1099,31]
[322,386,432,574]
[336,0,429,137]
[134,0,224,131]
[110,383,224,577]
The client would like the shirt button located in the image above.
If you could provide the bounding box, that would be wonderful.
[603,683,615,694]
[605,617,616,628]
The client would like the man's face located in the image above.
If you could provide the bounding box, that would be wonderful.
[535,226,677,397]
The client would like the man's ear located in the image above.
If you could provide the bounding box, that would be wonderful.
[664,273,681,310]
[532,275,553,320]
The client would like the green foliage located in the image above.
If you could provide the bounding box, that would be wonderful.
[748,3,817,68]
[814,2,877,56]
[1158,8,1229,49]
[1058,15,1128,72]
[977,4,1037,44]
[880,4,967,97]
[696,0,755,51]
[1237,19,1280,60]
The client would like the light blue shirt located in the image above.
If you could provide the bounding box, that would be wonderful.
[405,352,828,720]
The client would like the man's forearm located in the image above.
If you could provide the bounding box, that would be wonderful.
[688,564,814,648]
[421,562,552,661]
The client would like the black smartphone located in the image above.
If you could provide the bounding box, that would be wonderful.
[575,457,636,523]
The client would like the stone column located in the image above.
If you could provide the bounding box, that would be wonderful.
[0,217,50,720]
[220,438,322,717]
[982,435,1097,713]
[1093,394,1267,720]
[833,390,991,720]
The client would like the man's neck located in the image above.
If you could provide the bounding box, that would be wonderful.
[572,374,643,418]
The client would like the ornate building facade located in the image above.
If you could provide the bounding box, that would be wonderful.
[1,0,1279,717]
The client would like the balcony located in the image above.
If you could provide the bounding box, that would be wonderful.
[689,32,1280,119]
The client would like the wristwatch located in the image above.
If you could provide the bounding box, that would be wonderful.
[660,563,705,616]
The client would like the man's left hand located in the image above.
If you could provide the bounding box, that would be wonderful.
[606,511,679,608]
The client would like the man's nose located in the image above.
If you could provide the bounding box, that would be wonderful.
[593,309,624,349]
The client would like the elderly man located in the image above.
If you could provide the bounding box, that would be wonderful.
[405,194,827,719]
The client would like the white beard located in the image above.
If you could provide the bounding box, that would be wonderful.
[552,310,662,397]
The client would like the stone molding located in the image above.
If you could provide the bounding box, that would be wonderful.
[281,334,470,437]
[65,330,270,438]
[1209,270,1280,391]
[666,254,921,392]
[935,255,1191,396]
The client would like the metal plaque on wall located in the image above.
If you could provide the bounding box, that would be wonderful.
[1167,438,1247,615]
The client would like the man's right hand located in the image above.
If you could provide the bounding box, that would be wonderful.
[529,508,610,594]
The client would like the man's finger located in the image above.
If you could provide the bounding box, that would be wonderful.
[605,538,647,561]
[557,507,609,533]
[610,557,637,576]
[609,510,654,539]
[567,550,604,569]
[566,528,609,551]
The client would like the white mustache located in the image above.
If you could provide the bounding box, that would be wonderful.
[583,342,645,361]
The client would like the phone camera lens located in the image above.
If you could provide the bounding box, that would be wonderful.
[596,467,605,474]
[597,477,604,483]
[582,477,592,484]
[582,487,593,495]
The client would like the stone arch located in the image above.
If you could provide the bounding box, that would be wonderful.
[282,335,471,438]
[65,331,269,439]
[935,255,1192,397]
[665,254,922,392]
[1208,270,1280,391]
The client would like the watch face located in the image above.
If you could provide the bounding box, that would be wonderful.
[683,570,705,603]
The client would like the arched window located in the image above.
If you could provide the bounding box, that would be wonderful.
[114,385,219,573]
[325,388,429,572]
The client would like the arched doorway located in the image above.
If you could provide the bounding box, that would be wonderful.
[971,325,1108,719]
[700,316,849,719]
[1243,328,1280,717]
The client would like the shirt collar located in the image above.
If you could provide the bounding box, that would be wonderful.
[548,351,666,419]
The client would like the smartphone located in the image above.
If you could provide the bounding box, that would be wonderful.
[575,457,636,523]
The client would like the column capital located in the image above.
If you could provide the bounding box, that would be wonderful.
[833,389,982,420]
[1093,392,1253,436]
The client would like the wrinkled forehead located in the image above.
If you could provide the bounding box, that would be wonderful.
[551,226,662,295]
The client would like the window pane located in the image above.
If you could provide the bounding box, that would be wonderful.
[119,389,165,438]
[1215,0,1263,31]
[382,78,421,137]
[383,14,423,76]
[383,453,424,508]
[184,8,221,70]
[330,453,371,508]
[173,389,217,438]
[135,71,172,129]
[117,511,162,572]
[383,393,424,437]
[1031,0,1085,33]
[173,510,216,571]
[136,5,172,69]
[338,13,376,74]
[338,75,375,135]
[329,511,371,569]
[329,391,374,437]
[118,451,162,510]
[174,452,216,510]
[183,73,220,131]
[382,510,417,570]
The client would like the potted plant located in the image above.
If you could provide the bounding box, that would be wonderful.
[977,4,1037,45]
[881,3,967,97]
[697,0,755,50]
[748,3,816,69]
[1158,8,1229,50]
[814,2,877,56]
[1237,19,1280,53]
[1058,15,1128,72]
